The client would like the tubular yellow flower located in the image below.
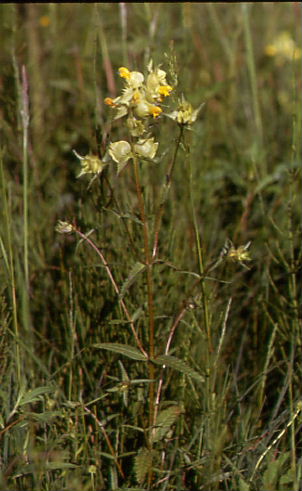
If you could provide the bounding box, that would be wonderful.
[158,85,173,97]
[149,105,162,118]
[119,67,131,79]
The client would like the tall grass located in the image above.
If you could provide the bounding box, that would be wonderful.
[0,3,301,490]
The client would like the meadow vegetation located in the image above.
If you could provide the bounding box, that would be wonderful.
[0,3,301,490]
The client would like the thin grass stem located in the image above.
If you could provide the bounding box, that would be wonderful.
[74,227,148,358]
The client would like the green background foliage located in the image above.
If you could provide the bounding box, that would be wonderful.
[0,3,301,490]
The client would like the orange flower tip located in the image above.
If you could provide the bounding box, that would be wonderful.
[104,97,116,107]
[118,67,131,79]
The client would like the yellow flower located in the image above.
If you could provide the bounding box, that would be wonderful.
[132,97,162,120]
[39,15,51,27]
[265,31,301,61]
[119,67,131,79]
[105,62,170,122]
[119,68,144,89]
[132,91,141,104]
[145,61,173,103]
[149,105,162,118]
[158,85,173,97]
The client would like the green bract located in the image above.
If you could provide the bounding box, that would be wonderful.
[73,150,106,177]
[134,138,158,160]
[109,141,132,164]
[55,220,74,234]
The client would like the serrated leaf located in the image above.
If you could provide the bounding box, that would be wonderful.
[119,360,129,382]
[134,447,153,485]
[152,406,182,443]
[94,343,147,361]
[19,386,54,406]
[119,262,146,299]
[152,355,204,382]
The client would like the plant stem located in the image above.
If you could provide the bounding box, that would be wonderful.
[242,3,265,172]
[0,154,21,384]
[132,156,155,485]
[21,65,29,289]
[187,132,212,353]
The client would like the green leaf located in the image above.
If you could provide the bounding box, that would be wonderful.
[134,447,153,485]
[280,468,295,485]
[119,262,146,299]
[263,451,290,490]
[19,386,54,406]
[152,406,182,443]
[94,343,147,361]
[152,355,204,382]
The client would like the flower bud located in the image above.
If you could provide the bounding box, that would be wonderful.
[55,220,74,234]
[73,150,106,177]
